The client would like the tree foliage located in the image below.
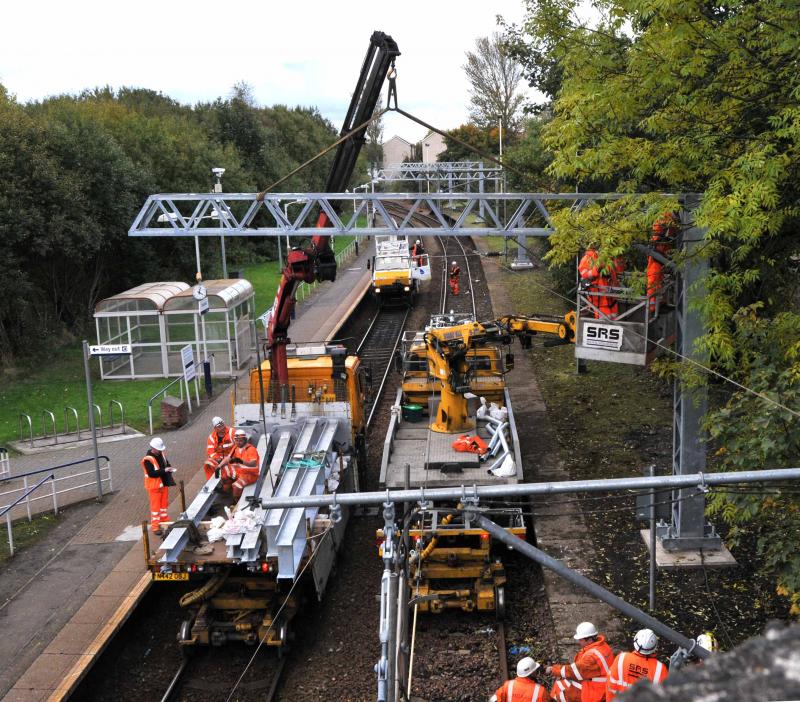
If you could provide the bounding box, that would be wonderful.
[464,33,527,134]
[365,96,385,168]
[0,85,338,362]
[438,124,501,163]
[511,0,800,609]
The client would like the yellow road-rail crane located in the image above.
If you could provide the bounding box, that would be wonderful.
[427,311,576,433]
[380,311,576,616]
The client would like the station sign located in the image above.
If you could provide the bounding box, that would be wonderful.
[181,344,197,381]
[198,296,209,315]
[582,322,624,351]
[89,344,132,356]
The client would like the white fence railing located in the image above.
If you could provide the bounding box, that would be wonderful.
[0,449,9,479]
[0,456,114,555]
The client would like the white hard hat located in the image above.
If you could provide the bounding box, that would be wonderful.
[516,657,540,678]
[234,429,247,438]
[633,629,658,655]
[211,416,225,428]
[150,437,166,452]
[574,621,598,640]
[696,632,717,653]
[452,260,457,266]
[415,239,421,244]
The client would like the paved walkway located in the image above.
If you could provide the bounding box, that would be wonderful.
[0,247,375,701]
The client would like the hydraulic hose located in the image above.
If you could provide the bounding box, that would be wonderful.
[179,567,231,608]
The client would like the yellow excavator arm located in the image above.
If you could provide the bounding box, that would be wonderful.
[424,312,576,433]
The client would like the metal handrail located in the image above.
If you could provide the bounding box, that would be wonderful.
[64,406,80,439]
[147,376,186,435]
[18,414,33,447]
[1,473,55,556]
[109,400,125,433]
[93,403,103,437]
[0,455,111,485]
[41,410,57,444]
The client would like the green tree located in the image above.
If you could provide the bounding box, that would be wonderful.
[464,33,527,134]
[438,124,500,163]
[513,0,800,610]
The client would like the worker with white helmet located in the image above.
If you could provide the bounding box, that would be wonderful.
[606,629,668,700]
[217,429,260,499]
[412,238,426,265]
[203,416,234,481]
[449,260,461,296]
[490,657,548,702]
[140,437,177,537]
[547,621,614,702]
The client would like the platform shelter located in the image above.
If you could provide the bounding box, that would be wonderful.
[93,280,255,379]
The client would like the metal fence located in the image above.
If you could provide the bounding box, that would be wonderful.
[0,456,113,555]
[0,448,9,479]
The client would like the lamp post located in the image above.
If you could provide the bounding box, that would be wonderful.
[212,167,227,278]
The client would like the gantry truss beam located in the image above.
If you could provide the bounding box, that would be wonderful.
[375,161,502,183]
[128,191,628,238]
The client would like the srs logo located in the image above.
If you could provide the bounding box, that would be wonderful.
[583,322,624,350]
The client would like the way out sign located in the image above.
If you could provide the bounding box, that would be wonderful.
[181,344,197,381]
[89,344,132,356]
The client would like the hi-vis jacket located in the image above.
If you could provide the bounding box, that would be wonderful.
[141,450,170,491]
[550,636,614,702]
[606,651,667,700]
[493,676,548,702]
[206,427,234,462]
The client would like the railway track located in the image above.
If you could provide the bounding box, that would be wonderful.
[381,201,478,319]
[356,305,410,428]
[158,649,286,702]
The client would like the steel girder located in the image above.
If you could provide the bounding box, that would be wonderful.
[374,161,502,183]
[128,191,628,238]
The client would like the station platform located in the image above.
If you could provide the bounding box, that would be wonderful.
[289,237,374,343]
[0,244,376,700]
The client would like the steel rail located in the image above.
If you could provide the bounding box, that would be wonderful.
[160,656,189,702]
[250,467,800,509]
[366,307,410,429]
[497,620,509,682]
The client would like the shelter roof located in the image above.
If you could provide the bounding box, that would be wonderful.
[163,279,254,313]
[94,282,190,315]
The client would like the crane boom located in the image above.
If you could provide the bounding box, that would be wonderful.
[267,31,400,390]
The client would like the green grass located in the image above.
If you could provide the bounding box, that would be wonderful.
[0,345,175,448]
[0,512,60,566]
[0,234,363,451]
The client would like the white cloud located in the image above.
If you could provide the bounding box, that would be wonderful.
[1,0,537,141]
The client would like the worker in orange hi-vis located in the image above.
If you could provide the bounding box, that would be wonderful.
[140,437,176,537]
[606,629,668,700]
[647,212,678,313]
[412,239,426,266]
[449,260,461,296]
[203,416,235,481]
[217,429,261,499]
[490,657,550,702]
[547,622,614,702]
[578,248,625,319]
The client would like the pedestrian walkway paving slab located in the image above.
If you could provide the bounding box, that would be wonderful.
[290,239,375,344]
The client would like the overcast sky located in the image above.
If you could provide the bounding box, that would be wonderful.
[0,0,539,143]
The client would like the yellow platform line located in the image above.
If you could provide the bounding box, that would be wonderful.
[47,572,152,701]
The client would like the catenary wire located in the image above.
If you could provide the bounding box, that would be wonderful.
[225,527,333,701]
